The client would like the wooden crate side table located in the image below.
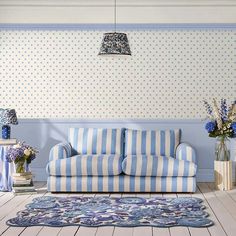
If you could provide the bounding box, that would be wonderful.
[214,160,233,191]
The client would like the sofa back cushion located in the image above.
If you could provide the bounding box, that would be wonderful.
[68,128,124,155]
[125,129,180,157]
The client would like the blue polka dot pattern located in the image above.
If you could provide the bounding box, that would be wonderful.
[0,30,235,118]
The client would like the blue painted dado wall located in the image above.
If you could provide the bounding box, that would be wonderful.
[11,119,236,182]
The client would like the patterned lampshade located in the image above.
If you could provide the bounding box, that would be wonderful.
[0,109,18,125]
[98,32,131,56]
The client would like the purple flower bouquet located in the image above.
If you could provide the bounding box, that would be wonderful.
[6,142,38,173]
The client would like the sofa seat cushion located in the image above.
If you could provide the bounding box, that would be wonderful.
[122,155,197,177]
[47,154,123,177]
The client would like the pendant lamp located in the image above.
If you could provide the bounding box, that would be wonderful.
[98,0,131,56]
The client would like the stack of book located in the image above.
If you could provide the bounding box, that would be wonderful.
[12,172,37,195]
[0,138,17,145]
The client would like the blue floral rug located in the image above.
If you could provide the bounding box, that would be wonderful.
[6,196,213,227]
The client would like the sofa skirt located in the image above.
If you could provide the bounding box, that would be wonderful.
[47,175,196,192]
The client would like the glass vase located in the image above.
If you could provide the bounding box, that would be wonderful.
[14,160,28,173]
[215,136,230,161]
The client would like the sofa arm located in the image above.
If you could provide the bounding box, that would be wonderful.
[49,142,72,162]
[176,143,196,163]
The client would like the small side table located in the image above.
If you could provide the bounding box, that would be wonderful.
[0,142,16,191]
[214,160,233,191]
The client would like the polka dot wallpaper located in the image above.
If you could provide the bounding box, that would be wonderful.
[0,29,235,118]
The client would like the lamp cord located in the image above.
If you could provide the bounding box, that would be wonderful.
[114,0,116,32]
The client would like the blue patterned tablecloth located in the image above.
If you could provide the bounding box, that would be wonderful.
[0,146,14,191]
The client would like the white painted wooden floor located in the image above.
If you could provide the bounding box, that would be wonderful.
[0,182,236,236]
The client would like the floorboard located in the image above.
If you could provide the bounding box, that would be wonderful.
[75,226,97,236]
[113,227,133,236]
[0,182,235,236]
[207,182,236,222]
[192,187,223,236]
[0,182,47,236]
[132,193,152,236]
[57,226,79,236]
[133,226,153,236]
[95,226,114,236]
[35,191,74,236]
[19,226,44,236]
[36,226,62,236]
[199,182,235,236]
[226,186,236,203]
[178,191,211,236]
[170,227,191,236]
[0,192,15,207]
[96,193,122,236]
[164,193,191,236]
[152,227,170,236]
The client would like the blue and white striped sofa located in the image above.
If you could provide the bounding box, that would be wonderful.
[46,128,197,192]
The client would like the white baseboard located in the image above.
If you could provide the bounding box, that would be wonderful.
[31,167,218,182]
